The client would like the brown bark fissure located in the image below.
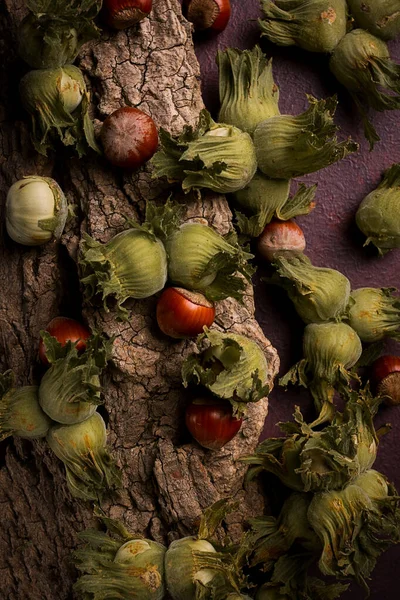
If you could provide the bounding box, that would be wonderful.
[0,1,279,599]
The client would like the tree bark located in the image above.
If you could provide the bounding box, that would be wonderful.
[0,1,279,598]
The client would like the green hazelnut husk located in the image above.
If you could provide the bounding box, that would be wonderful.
[347,0,400,41]
[259,0,347,54]
[6,175,67,246]
[38,332,112,425]
[182,328,270,416]
[19,65,99,157]
[356,163,400,253]
[47,412,121,501]
[80,227,168,319]
[217,45,280,135]
[17,0,101,69]
[270,254,352,324]
[308,470,400,586]
[242,387,378,493]
[151,109,257,194]
[233,171,316,238]
[0,371,52,441]
[253,96,358,179]
[329,29,400,147]
[280,322,362,422]
[165,222,254,303]
[74,521,166,600]
[348,287,400,342]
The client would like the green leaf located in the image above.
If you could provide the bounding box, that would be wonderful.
[276,183,317,220]
[198,499,238,541]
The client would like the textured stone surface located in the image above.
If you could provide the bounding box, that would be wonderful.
[193,1,400,599]
[0,1,278,598]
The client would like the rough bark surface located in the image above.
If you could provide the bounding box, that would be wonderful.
[0,1,279,598]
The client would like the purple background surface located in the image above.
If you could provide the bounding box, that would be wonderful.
[190,1,400,598]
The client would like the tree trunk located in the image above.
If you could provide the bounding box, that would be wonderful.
[0,1,279,598]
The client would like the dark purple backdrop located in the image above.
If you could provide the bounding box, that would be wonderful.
[190,1,400,598]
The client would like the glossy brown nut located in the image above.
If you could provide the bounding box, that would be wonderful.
[257,219,306,262]
[39,317,91,366]
[156,287,215,339]
[185,397,242,450]
[102,0,152,30]
[100,106,158,169]
[371,355,400,406]
[182,0,231,32]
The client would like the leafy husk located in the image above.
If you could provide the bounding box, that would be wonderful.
[38,332,112,425]
[268,254,352,324]
[247,493,321,570]
[0,371,52,441]
[347,0,400,41]
[80,225,168,320]
[308,469,400,590]
[356,163,400,252]
[217,45,280,135]
[182,328,270,417]
[259,0,348,54]
[151,109,257,194]
[242,387,379,493]
[280,322,362,422]
[329,29,400,148]
[253,96,358,179]
[348,287,400,342]
[233,172,316,238]
[47,411,121,501]
[18,0,102,69]
[74,516,166,600]
[19,64,100,157]
[165,223,254,304]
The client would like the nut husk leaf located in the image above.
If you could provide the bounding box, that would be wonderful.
[165,222,254,303]
[348,287,400,342]
[217,45,280,135]
[256,577,349,600]
[329,29,400,148]
[38,332,112,425]
[19,65,100,157]
[248,493,321,569]
[74,519,166,600]
[280,322,362,421]
[80,226,168,319]
[243,434,305,491]
[269,254,352,324]
[233,172,316,238]
[355,163,400,252]
[18,0,102,69]
[253,96,358,179]
[243,387,378,493]
[47,411,121,501]
[182,328,270,416]
[308,469,400,589]
[198,498,238,541]
[6,175,68,246]
[0,371,52,441]
[259,0,348,54]
[151,109,257,194]
[347,0,400,41]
